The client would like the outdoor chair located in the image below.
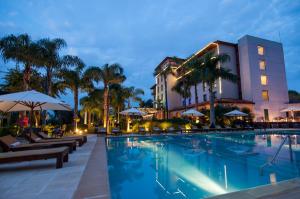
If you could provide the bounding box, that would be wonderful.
[138,127,147,135]
[96,127,107,136]
[112,127,121,135]
[0,135,76,153]
[26,132,85,147]
[0,147,69,169]
[166,126,179,134]
[179,126,188,133]
[152,127,163,134]
[38,131,87,143]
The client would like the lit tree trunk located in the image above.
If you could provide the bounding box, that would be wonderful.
[88,111,91,128]
[74,88,79,130]
[163,73,169,119]
[209,85,215,128]
[194,84,198,110]
[117,106,120,123]
[103,85,109,132]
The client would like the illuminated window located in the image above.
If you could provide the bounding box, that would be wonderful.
[261,75,267,85]
[259,60,266,70]
[262,90,269,101]
[258,45,264,55]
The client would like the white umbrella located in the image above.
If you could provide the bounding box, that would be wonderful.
[120,108,145,132]
[280,106,300,112]
[224,110,248,117]
[182,109,204,117]
[0,90,71,136]
[120,108,146,116]
[0,90,70,112]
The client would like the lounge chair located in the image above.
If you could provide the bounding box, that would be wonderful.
[179,126,188,133]
[38,131,87,143]
[26,133,85,147]
[0,135,76,153]
[112,127,121,135]
[0,147,69,169]
[152,127,162,134]
[166,126,178,134]
[138,127,147,134]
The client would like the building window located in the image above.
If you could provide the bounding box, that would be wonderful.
[262,90,269,101]
[259,60,266,70]
[261,75,267,85]
[257,45,264,55]
[203,94,207,102]
[161,94,163,101]
[188,98,191,105]
[264,109,269,121]
[203,83,206,91]
[213,91,217,99]
[161,84,163,91]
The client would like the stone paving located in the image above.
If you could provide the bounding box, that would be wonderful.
[0,135,97,199]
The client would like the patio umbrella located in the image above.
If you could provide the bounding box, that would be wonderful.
[182,109,204,117]
[0,90,71,136]
[120,108,146,116]
[224,110,248,117]
[281,106,300,121]
[120,108,146,132]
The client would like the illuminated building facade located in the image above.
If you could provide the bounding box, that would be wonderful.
[152,35,289,121]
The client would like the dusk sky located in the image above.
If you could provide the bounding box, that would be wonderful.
[0,0,299,107]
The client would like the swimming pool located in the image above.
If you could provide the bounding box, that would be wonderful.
[106,131,300,199]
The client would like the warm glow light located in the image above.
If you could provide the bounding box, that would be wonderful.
[261,75,267,85]
[258,45,264,55]
[176,42,218,71]
[262,90,269,101]
[259,60,266,70]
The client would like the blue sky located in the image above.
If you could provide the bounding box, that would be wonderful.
[0,0,300,107]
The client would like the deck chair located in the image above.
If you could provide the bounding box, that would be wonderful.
[0,147,69,169]
[38,131,87,143]
[152,127,162,134]
[26,132,85,147]
[112,127,121,135]
[0,135,76,153]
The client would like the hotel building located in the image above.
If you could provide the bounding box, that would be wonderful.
[151,35,289,121]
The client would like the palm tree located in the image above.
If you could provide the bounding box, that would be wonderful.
[37,38,66,96]
[172,78,192,111]
[110,84,128,124]
[85,64,126,130]
[188,52,237,128]
[59,55,93,129]
[80,89,104,128]
[1,66,44,92]
[123,86,144,108]
[0,34,40,90]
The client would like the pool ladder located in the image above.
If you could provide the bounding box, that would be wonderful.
[259,135,293,175]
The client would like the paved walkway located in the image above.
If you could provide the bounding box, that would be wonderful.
[0,135,97,199]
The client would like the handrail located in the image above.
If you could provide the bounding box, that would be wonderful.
[259,136,288,175]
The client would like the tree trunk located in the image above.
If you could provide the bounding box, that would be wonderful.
[209,86,215,128]
[88,111,91,128]
[103,85,109,132]
[194,84,198,110]
[46,67,52,96]
[23,63,31,90]
[74,88,79,130]
[163,73,169,119]
[117,106,120,123]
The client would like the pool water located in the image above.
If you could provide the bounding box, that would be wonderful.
[106,132,300,199]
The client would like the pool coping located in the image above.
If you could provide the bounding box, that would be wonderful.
[207,178,300,199]
[72,136,111,199]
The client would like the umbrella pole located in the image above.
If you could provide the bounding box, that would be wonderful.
[30,107,34,139]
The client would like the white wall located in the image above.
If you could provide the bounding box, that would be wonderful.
[238,35,289,121]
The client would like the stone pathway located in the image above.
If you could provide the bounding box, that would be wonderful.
[0,135,97,199]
